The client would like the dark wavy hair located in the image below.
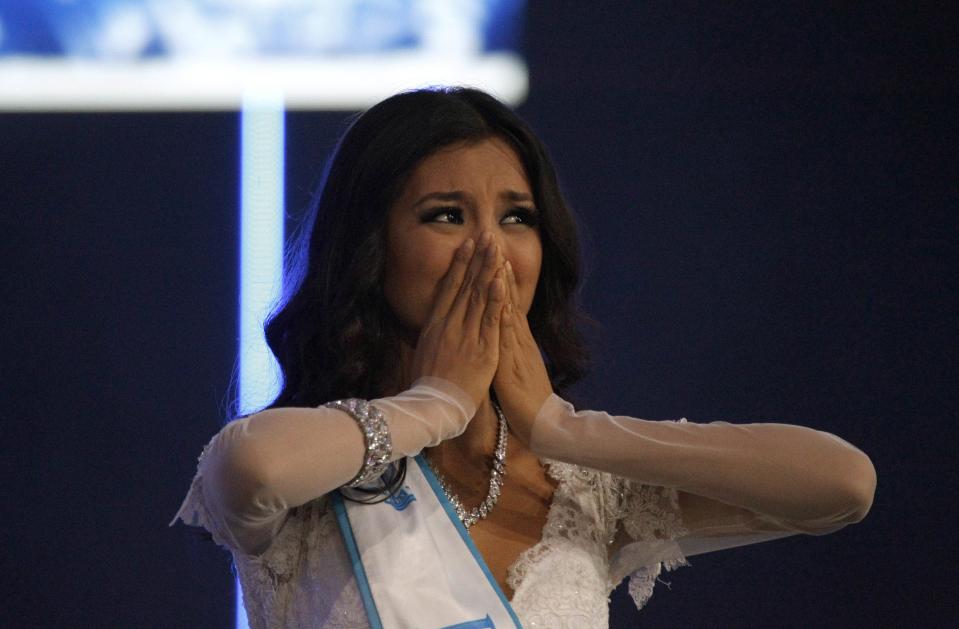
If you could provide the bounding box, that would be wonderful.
[262,86,589,427]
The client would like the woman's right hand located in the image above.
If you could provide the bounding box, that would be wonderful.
[408,231,507,410]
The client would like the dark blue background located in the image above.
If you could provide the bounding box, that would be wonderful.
[2,3,954,627]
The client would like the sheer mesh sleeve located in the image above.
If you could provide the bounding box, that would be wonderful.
[170,376,476,556]
[530,394,876,536]
[531,393,877,610]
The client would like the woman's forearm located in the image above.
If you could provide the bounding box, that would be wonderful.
[530,394,876,533]
[198,376,475,554]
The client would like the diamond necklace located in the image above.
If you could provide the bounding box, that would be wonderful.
[430,399,508,529]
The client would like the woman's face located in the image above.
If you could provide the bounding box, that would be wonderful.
[384,137,543,333]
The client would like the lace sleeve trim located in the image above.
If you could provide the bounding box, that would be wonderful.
[169,437,234,548]
[614,478,690,610]
[613,418,691,610]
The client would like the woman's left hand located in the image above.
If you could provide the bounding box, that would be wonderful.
[493,261,554,445]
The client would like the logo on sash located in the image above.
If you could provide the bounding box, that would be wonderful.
[385,486,416,511]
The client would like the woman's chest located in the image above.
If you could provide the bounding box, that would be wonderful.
[467,458,558,599]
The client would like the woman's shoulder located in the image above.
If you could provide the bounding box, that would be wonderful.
[538,458,626,534]
[540,457,621,494]
[539,457,684,534]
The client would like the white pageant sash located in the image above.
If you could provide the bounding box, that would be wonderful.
[332,455,523,629]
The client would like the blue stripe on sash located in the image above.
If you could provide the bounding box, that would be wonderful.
[331,491,384,629]
[415,455,524,629]
[441,614,496,628]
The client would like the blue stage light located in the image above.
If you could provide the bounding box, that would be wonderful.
[237,89,286,629]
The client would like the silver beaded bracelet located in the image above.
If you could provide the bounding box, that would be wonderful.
[324,398,393,488]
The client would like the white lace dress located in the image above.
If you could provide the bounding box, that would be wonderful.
[173,379,874,628]
[176,452,688,629]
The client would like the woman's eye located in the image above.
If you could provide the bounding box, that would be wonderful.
[502,208,539,226]
[422,207,539,226]
[424,208,463,224]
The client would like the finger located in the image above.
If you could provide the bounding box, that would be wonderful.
[504,260,519,306]
[462,241,504,332]
[498,296,520,368]
[449,232,493,319]
[480,268,507,343]
[473,241,504,294]
[501,298,515,328]
[505,260,522,320]
[505,260,537,344]
[428,238,475,319]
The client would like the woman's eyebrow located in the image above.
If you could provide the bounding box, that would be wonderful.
[501,190,534,203]
[412,189,534,209]
[412,191,467,208]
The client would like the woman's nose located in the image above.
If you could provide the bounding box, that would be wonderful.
[465,230,505,265]
[469,229,496,248]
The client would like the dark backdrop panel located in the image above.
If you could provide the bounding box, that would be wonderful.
[1,113,240,626]
[519,3,955,627]
[1,2,954,627]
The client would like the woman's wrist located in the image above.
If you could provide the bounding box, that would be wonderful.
[527,393,570,457]
[371,377,479,458]
[410,376,478,421]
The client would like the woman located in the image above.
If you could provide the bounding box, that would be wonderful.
[173,87,876,628]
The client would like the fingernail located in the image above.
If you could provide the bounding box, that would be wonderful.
[505,260,513,275]
[462,239,475,254]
